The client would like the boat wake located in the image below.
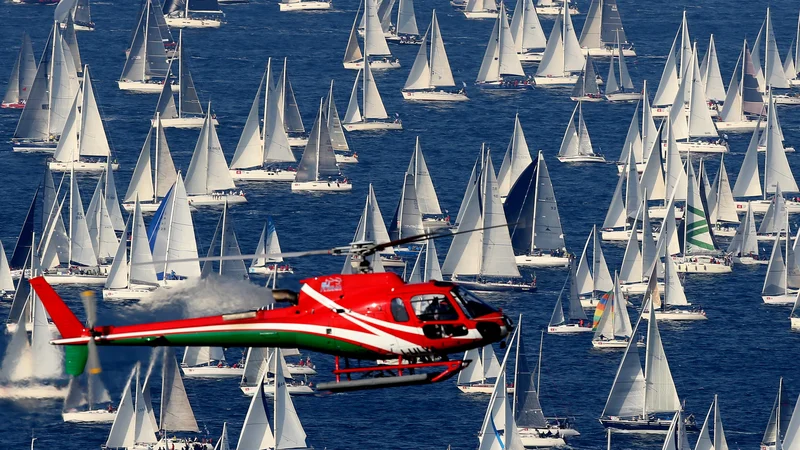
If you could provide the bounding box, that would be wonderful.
[0,383,68,400]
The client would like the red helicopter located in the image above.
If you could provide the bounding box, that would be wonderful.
[30,229,514,392]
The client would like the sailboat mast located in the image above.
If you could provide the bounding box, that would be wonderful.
[764,89,771,200]
[220,200,227,276]
[154,113,161,203]
[592,225,598,294]
[162,177,179,283]
[785,210,789,296]
[428,16,435,86]
[47,22,57,140]
[536,329,543,393]
[765,8,771,86]
[511,324,521,418]
[144,2,151,81]
[178,31,183,118]
[261,60,270,164]
[496,11,503,81]
[314,100,322,181]
[68,164,74,265]
[577,103,584,151]
[530,153,542,254]
[128,205,134,288]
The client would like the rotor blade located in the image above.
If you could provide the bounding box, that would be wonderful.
[138,246,353,267]
[86,339,102,375]
[364,222,518,257]
[80,290,97,329]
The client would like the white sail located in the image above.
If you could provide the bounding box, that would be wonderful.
[558,104,581,158]
[478,3,524,83]
[477,340,524,450]
[363,61,388,120]
[687,47,718,138]
[457,348,484,384]
[396,0,418,35]
[68,173,97,266]
[732,120,763,198]
[765,8,790,89]
[185,105,237,195]
[640,126,666,202]
[653,30,680,106]
[603,162,627,229]
[237,369,274,450]
[644,302,681,414]
[497,114,532,199]
[231,73,265,170]
[0,241,14,292]
[215,423,232,450]
[326,81,349,152]
[709,157,740,224]
[575,231,594,295]
[390,173,425,240]
[264,62,296,164]
[273,348,308,450]
[618,101,643,164]
[619,216,643,283]
[625,152,641,220]
[700,35,726,102]
[105,218,130,290]
[510,0,546,53]
[343,70,363,124]
[664,120,687,201]
[354,184,393,252]
[106,366,137,449]
[763,233,787,296]
[663,250,687,307]
[408,138,442,215]
[31,294,63,379]
[130,199,158,286]
[134,366,159,445]
[404,29,431,90]
[602,298,645,417]
[149,174,201,281]
[160,349,199,432]
[536,13,565,77]
[365,0,392,56]
[344,2,364,65]
[764,91,798,193]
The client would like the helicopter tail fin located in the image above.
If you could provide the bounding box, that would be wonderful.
[29,276,85,339]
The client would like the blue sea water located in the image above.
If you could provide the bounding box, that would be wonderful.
[1,0,800,448]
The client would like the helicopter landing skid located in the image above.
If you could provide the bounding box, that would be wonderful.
[316,357,467,392]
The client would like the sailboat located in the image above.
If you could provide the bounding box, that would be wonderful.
[605,32,641,101]
[163,0,223,28]
[13,23,79,153]
[574,225,614,308]
[509,0,546,63]
[154,349,208,449]
[103,364,159,449]
[148,174,202,287]
[229,59,297,182]
[514,330,577,446]
[201,200,248,280]
[570,55,603,102]
[275,59,308,148]
[2,32,37,109]
[756,187,789,242]
[185,103,248,205]
[389,0,421,43]
[402,11,467,101]
[792,291,800,330]
[455,345,510,394]
[591,273,633,349]
[760,378,793,450]
[727,202,765,264]
[292,99,352,192]
[444,148,535,291]
[534,0,578,16]
[250,218,294,275]
[181,347,242,378]
[758,92,795,152]
[49,67,118,173]
[407,239,442,282]
[533,3,584,86]
[118,0,174,93]
[716,41,765,132]
[761,232,800,305]
[652,12,694,117]
[62,323,115,422]
[462,0,496,19]
[707,156,740,237]
[343,65,402,130]
[547,262,591,333]
[388,171,425,256]
[103,199,160,300]
[240,349,315,397]
[475,3,529,89]
[641,253,707,321]
[0,241,14,299]
[694,395,729,450]
[557,102,605,162]
[404,138,450,231]
[505,151,570,267]
[578,0,635,56]
[476,330,524,450]
[733,90,800,214]
[351,184,403,267]
[498,114,533,201]
[671,160,732,274]
[700,35,725,105]
[279,0,330,11]
[599,296,696,432]
[323,80,357,164]
[123,114,179,212]
[236,349,312,450]
[67,0,95,30]
[346,0,400,70]
[153,33,212,129]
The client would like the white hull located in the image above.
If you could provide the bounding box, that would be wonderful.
[534,75,579,86]
[734,199,800,214]
[279,0,331,10]
[62,409,117,423]
[43,273,107,285]
[287,364,317,375]
[457,384,514,394]
[592,339,629,349]
[240,383,315,396]
[12,144,57,153]
[758,144,795,153]
[601,228,659,242]
[606,92,642,102]
[642,309,708,321]
[652,105,719,118]
[335,153,359,163]
[165,16,222,28]
[672,256,732,273]
[715,119,762,132]
[556,155,606,163]
[154,116,215,129]
[570,95,605,102]
[102,287,159,301]
[181,365,244,378]
[535,5,578,15]
[230,168,296,181]
[615,161,647,173]
[648,205,684,220]
[288,136,308,147]
[122,201,162,212]
[774,94,800,105]
[665,140,729,154]
[249,265,294,275]
[733,256,768,265]
[548,324,593,334]
[343,59,401,70]
[518,431,566,448]
[517,51,544,62]
[762,293,796,305]
[581,47,637,57]
[117,80,178,94]
[515,254,570,268]
[462,10,498,18]
[187,193,248,206]
[291,180,353,192]
[402,90,469,102]
[619,280,663,295]
[343,121,403,131]
[48,161,120,172]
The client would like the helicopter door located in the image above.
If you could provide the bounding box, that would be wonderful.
[409,294,469,343]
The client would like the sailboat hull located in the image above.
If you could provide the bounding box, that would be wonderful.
[733,199,800,215]
[43,272,108,285]
[517,51,544,62]
[187,193,248,206]
[569,95,605,102]
[402,90,469,102]
[249,264,295,275]
[518,430,566,448]
[733,255,768,265]
[154,116,215,129]
[180,365,244,378]
[291,180,353,192]
[279,0,331,10]
[715,119,762,132]
[229,168,297,181]
[1,102,25,109]
[456,383,514,394]
[122,201,163,212]
[514,254,570,268]
[240,383,315,396]
[533,75,579,86]
[102,287,159,301]
[642,310,708,321]
[762,293,797,305]
[548,324,593,334]
[462,10,498,18]
[600,417,694,433]
[581,47,637,57]
[343,59,402,70]
[668,140,729,154]
[288,136,309,147]
[671,256,732,274]
[117,80,180,94]
[652,105,719,118]
[335,153,359,163]
[605,92,642,102]
[535,5,578,15]
[647,205,684,220]
[556,155,606,163]
[48,161,120,172]
[62,409,117,423]
[615,161,647,173]
[12,142,57,153]
[165,17,223,28]
[758,144,795,153]
[619,280,663,295]
[591,339,629,349]
[451,279,536,292]
[343,120,403,131]
[774,94,800,105]
[791,317,800,330]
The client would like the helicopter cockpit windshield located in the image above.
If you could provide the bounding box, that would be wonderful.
[450,287,500,319]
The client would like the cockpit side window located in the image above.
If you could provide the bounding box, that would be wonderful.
[390,298,410,322]
[451,288,499,319]
[410,294,459,321]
